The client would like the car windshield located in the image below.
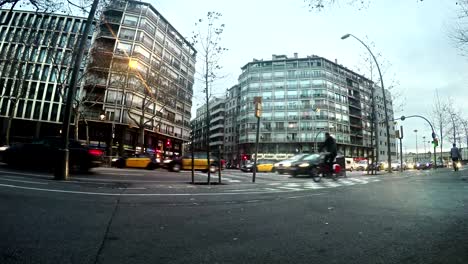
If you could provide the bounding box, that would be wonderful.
[302,154,321,161]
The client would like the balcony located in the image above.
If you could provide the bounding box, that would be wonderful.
[210,124,224,131]
[210,132,224,138]
[209,140,224,146]
[104,1,126,13]
[101,15,122,25]
[96,28,115,39]
[210,115,224,124]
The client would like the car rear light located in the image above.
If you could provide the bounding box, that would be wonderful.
[88,149,104,156]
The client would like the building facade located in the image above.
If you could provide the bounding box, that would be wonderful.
[191,97,225,154]
[237,53,396,160]
[83,0,196,157]
[224,85,241,166]
[0,9,91,144]
[0,1,196,158]
[374,86,397,162]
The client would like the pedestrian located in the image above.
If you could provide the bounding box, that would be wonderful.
[450,143,462,171]
[319,132,337,174]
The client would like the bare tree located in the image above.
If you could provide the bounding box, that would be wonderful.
[430,90,452,162]
[191,11,228,184]
[451,0,468,53]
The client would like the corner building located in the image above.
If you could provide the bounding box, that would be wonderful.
[84,0,196,156]
[237,54,395,159]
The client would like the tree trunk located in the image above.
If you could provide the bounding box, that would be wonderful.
[5,116,13,146]
[205,56,211,184]
[85,120,90,145]
[5,99,19,146]
[139,126,145,153]
[74,110,80,140]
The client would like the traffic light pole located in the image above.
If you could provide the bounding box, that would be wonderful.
[398,115,437,169]
[396,126,404,172]
[252,97,262,183]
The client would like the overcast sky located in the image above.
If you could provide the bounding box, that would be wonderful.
[150,0,467,153]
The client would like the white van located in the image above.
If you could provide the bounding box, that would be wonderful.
[345,158,356,171]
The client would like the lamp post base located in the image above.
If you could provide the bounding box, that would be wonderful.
[54,149,69,180]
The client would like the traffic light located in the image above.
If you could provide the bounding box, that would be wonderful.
[432,138,439,148]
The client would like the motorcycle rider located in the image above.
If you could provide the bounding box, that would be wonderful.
[450,143,462,171]
[319,132,337,174]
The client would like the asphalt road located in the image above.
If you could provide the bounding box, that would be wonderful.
[0,166,467,264]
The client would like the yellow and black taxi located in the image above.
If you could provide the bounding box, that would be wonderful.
[167,152,220,172]
[241,159,276,173]
[112,153,160,170]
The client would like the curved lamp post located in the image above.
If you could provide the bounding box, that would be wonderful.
[341,34,392,172]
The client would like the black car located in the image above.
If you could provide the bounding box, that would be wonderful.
[287,153,345,177]
[273,154,309,174]
[3,137,104,173]
[415,161,433,170]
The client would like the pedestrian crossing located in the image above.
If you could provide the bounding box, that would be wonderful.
[194,171,382,193]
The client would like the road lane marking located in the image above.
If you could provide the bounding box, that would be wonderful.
[0,178,48,185]
[0,170,49,178]
[0,183,312,196]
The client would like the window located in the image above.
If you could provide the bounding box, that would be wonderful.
[123,15,138,26]
[119,28,136,40]
[116,43,132,54]
[41,66,49,81]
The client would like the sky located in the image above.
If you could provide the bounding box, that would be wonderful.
[150,0,467,153]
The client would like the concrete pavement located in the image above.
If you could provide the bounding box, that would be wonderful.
[0,166,467,264]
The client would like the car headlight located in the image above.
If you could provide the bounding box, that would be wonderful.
[0,146,8,151]
[283,162,292,167]
[112,158,118,162]
[298,163,310,168]
[274,163,280,168]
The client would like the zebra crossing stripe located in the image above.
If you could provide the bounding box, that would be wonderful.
[321,181,341,188]
[338,179,356,185]
[303,185,325,189]
[277,186,303,191]
[285,183,301,187]
[348,178,369,184]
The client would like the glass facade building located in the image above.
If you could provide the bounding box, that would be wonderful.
[237,54,396,159]
[0,10,90,143]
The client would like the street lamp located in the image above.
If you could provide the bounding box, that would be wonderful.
[129,59,139,70]
[422,136,426,159]
[341,33,392,173]
[414,129,418,162]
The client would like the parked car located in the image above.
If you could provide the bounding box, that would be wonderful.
[356,160,369,171]
[286,153,345,177]
[391,162,403,170]
[415,160,433,170]
[3,137,104,172]
[167,152,220,173]
[273,154,309,174]
[112,153,160,170]
[241,159,276,173]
